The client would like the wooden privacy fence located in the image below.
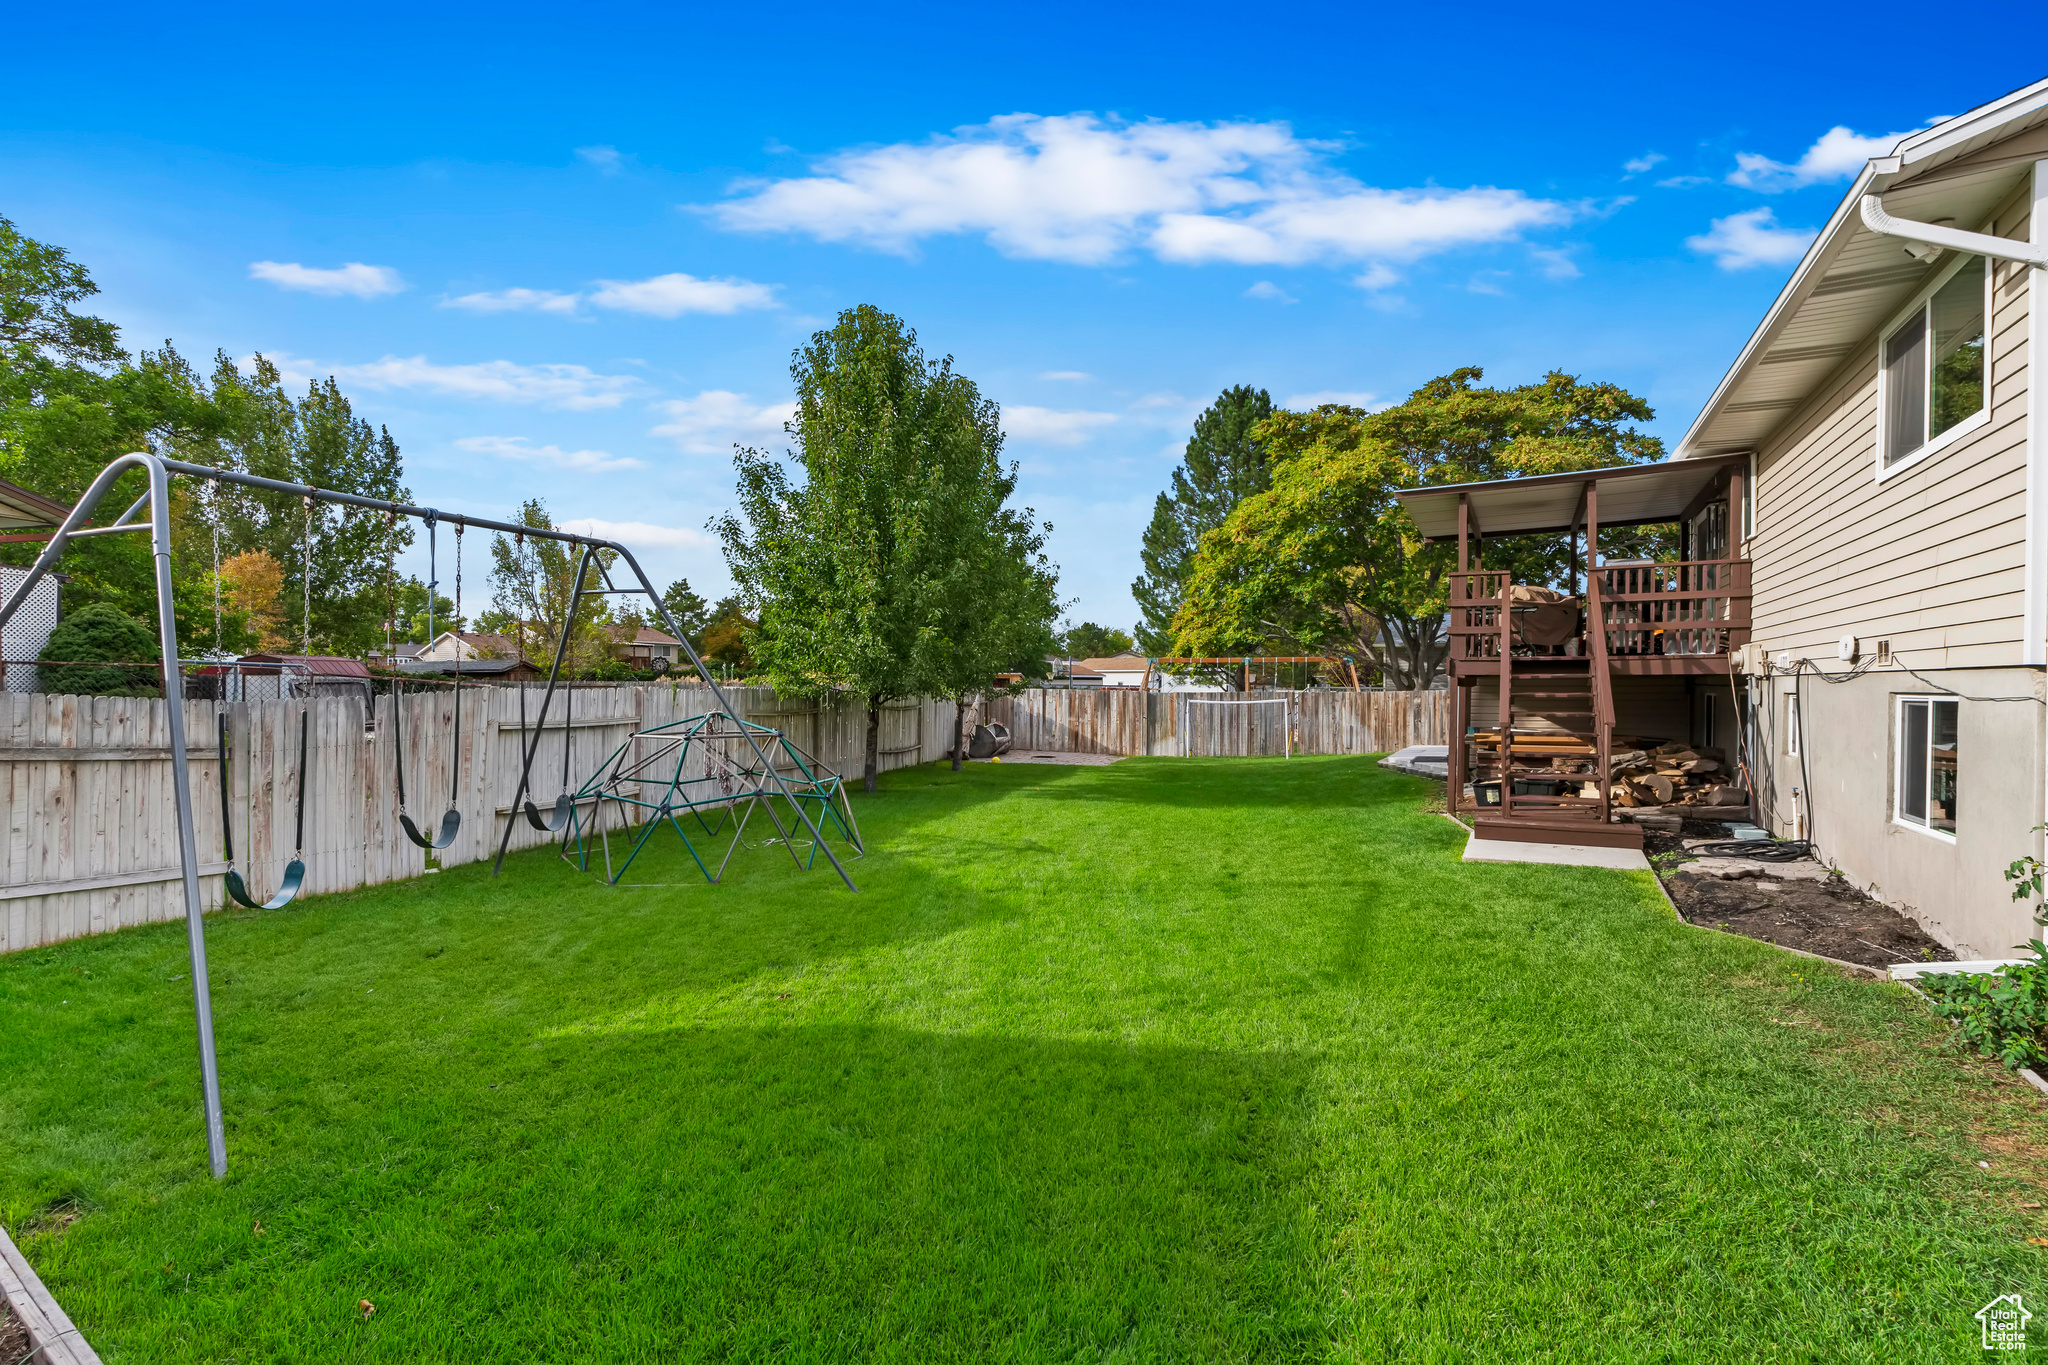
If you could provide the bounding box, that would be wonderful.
[990,688,1449,758]
[2,685,946,954]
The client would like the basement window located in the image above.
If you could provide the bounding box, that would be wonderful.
[1880,254,1987,474]
[1895,696,1958,838]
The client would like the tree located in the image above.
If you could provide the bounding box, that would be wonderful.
[219,550,288,651]
[2,222,409,657]
[180,355,412,656]
[0,214,123,368]
[716,305,1011,791]
[1172,369,1670,689]
[1,216,222,633]
[659,578,710,643]
[698,599,755,675]
[38,602,159,695]
[390,575,462,645]
[1131,385,1275,652]
[485,499,614,674]
[900,365,1062,771]
[1061,622,1134,660]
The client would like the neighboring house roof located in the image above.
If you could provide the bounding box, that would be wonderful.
[0,477,74,531]
[418,630,520,660]
[607,625,682,646]
[1075,656,1149,675]
[238,653,375,679]
[1678,76,2048,460]
[397,657,538,677]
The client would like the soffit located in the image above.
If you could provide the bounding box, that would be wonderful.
[1678,79,2048,461]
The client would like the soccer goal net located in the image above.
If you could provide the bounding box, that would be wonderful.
[1180,695,1295,759]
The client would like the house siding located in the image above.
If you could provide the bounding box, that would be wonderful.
[1742,169,2043,955]
[1748,183,2033,670]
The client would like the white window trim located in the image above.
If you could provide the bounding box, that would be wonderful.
[1873,246,1994,485]
[1892,693,1958,844]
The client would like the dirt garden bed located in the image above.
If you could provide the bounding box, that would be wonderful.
[1644,821,1953,969]
[0,1300,26,1363]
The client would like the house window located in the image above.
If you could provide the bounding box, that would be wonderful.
[1785,694,1800,756]
[1881,254,1987,470]
[1895,696,1958,837]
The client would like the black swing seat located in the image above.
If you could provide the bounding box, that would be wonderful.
[400,808,462,850]
[524,792,573,832]
[223,858,306,911]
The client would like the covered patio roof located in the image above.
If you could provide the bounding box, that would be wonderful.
[0,477,73,531]
[1394,454,1744,542]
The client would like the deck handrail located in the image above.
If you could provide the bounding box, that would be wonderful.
[1585,573,1615,827]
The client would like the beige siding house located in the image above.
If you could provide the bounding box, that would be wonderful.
[1679,77,2048,955]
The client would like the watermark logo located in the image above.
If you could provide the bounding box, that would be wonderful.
[1977,1293,2031,1351]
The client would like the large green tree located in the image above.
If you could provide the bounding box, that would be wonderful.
[178,354,413,656]
[1131,384,1275,652]
[485,499,617,675]
[717,305,1020,791]
[0,216,223,635]
[1172,369,1671,689]
[1,218,411,659]
[910,370,1062,771]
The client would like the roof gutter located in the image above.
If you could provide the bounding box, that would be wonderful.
[1859,182,2048,267]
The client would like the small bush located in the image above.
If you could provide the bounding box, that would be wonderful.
[38,603,161,696]
[1920,963,2048,1070]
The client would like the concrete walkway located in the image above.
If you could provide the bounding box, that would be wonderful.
[1462,832,1652,872]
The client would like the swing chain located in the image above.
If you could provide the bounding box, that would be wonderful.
[301,493,314,656]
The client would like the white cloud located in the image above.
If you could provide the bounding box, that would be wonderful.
[453,435,643,474]
[1039,370,1093,381]
[1623,152,1666,175]
[557,518,714,551]
[576,145,625,173]
[1353,263,1401,291]
[1283,391,1377,410]
[1003,405,1120,445]
[586,272,779,317]
[292,354,639,409]
[708,112,1571,268]
[248,261,405,299]
[1529,247,1581,280]
[1727,125,1919,192]
[1655,175,1712,189]
[442,287,581,315]
[1244,280,1297,303]
[1686,208,1817,270]
[1467,271,1510,296]
[650,390,795,454]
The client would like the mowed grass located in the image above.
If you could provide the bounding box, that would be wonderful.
[3,757,2045,1362]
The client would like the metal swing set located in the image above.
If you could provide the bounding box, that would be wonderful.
[0,451,861,1180]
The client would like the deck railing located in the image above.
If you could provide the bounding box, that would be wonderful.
[1596,559,1750,657]
[1447,560,1750,661]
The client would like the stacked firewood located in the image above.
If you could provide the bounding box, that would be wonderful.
[1609,740,1745,807]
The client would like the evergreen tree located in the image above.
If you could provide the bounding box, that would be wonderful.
[659,578,709,643]
[1131,385,1275,652]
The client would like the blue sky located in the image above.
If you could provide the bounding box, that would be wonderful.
[5,2,2040,630]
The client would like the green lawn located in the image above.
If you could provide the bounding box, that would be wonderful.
[3,757,2044,1361]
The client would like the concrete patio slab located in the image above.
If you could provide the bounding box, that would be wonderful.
[1462,832,1652,872]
